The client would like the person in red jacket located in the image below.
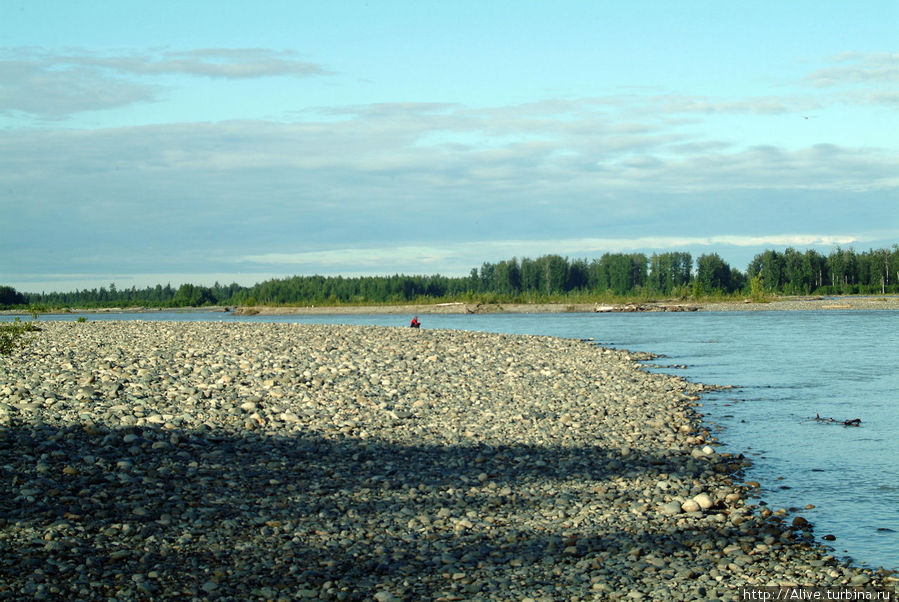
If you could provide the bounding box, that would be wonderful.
[410,316,420,328]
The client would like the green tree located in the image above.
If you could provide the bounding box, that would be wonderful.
[748,250,785,292]
[691,278,705,299]
[493,258,521,295]
[827,247,858,293]
[587,257,609,291]
[566,258,589,291]
[749,274,766,301]
[606,254,632,295]
[805,250,828,291]
[478,262,496,293]
[782,248,811,294]
[889,245,899,293]
[598,253,646,295]
[696,253,733,292]
[534,255,568,295]
[467,268,481,293]
[648,252,692,295]
[0,286,27,307]
[173,284,217,306]
[729,266,747,293]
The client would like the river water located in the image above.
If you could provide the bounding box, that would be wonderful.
[6,309,898,570]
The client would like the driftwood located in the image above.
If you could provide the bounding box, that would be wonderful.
[593,303,699,313]
[814,414,861,427]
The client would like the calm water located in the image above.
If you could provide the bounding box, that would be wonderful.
[6,310,898,569]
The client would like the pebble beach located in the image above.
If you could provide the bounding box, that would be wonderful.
[1,321,895,600]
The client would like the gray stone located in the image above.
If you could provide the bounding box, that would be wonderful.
[660,501,682,515]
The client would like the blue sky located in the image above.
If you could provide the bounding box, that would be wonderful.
[2,0,897,292]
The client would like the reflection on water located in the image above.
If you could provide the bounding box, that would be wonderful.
[5,309,898,570]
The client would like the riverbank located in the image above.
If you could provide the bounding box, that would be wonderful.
[4,294,899,318]
[1,322,894,599]
[232,294,899,315]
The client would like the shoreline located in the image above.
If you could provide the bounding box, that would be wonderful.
[1,322,894,598]
[5,294,899,317]
[233,294,899,315]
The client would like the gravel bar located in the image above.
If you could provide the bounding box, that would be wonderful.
[1,322,895,600]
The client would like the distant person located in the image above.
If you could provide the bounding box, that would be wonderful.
[410,316,420,328]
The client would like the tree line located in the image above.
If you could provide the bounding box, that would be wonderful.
[3,246,898,309]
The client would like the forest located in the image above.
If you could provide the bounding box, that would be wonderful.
[2,246,898,309]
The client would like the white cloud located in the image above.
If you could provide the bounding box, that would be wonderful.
[0,48,329,119]
[65,48,329,79]
[6,272,286,293]
[0,59,162,119]
[241,246,456,267]
[238,234,867,272]
[807,52,899,87]
[2,105,896,260]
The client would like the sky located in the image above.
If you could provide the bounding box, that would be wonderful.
[1,0,897,293]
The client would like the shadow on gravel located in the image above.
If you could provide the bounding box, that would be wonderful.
[1,420,750,599]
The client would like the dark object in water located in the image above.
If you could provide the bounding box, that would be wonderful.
[814,414,861,427]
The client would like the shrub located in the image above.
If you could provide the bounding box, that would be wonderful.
[749,275,769,303]
[0,318,37,356]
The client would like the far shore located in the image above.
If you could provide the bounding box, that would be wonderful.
[4,294,899,317]
[233,295,899,315]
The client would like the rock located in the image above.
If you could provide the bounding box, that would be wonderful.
[661,501,682,515]
[849,574,870,586]
[681,499,701,513]
[693,493,713,510]
[792,516,810,528]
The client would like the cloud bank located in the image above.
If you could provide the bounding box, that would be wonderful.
[0,48,328,120]
[1,50,896,290]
